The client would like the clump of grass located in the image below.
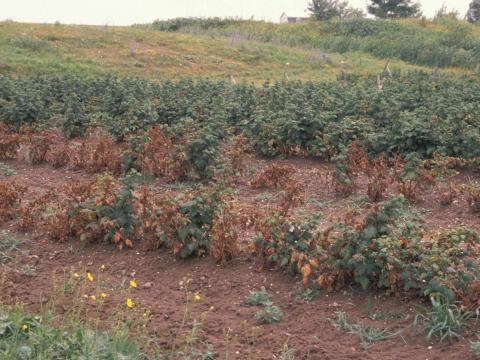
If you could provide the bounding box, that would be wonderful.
[295,286,314,303]
[329,311,395,349]
[255,303,283,324]
[278,343,296,360]
[414,298,471,343]
[471,336,480,357]
[0,163,15,177]
[0,231,21,252]
[19,264,36,277]
[243,287,271,306]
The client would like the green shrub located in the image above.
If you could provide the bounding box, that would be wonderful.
[254,195,480,304]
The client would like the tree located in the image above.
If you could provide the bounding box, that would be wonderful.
[466,0,480,23]
[341,6,365,20]
[308,0,344,20]
[434,4,460,20]
[367,0,422,19]
[308,0,364,21]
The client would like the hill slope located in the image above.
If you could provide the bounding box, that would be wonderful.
[0,20,472,83]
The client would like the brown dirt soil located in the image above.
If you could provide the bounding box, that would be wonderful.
[1,155,479,359]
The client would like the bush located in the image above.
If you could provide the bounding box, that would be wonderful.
[254,196,480,305]
[150,17,241,32]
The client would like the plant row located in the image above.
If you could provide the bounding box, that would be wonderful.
[1,72,480,161]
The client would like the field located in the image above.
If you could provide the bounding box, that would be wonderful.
[1,17,480,359]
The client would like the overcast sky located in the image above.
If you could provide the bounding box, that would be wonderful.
[2,0,473,26]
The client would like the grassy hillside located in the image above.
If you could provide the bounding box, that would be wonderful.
[0,20,471,83]
[146,17,480,70]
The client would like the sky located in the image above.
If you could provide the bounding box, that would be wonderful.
[2,0,473,26]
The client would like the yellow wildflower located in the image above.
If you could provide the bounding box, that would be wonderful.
[194,292,201,302]
[101,293,107,299]
[129,279,137,289]
[126,298,135,308]
[21,324,29,333]
[73,273,79,279]
[90,295,97,301]
[100,264,106,271]
[83,294,88,299]
[86,272,94,282]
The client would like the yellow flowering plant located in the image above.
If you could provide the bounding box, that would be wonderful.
[86,272,94,282]
[126,298,135,308]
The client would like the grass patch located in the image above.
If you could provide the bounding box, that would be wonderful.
[0,163,15,177]
[329,311,398,349]
[0,232,21,252]
[414,298,471,343]
[0,307,141,359]
[0,21,455,83]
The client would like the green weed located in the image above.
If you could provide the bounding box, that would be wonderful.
[329,311,397,349]
[471,336,480,357]
[0,232,21,252]
[255,303,283,325]
[279,343,296,360]
[0,163,15,177]
[414,298,471,343]
[243,288,272,306]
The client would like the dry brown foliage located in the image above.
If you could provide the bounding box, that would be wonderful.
[18,189,57,231]
[0,180,25,223]
[85,137,124,175]
[47,181,95,241]
[437,182,457,206]
[366,155,390,202]
[136,126,172,177]
[279,180,305,215]
[462,182,480,213]
[461,280,480,309]
[0,125,21,160]
[210,203,239,263]
[167,145,189,181]
[218,135,247,180]
[47,140,71,168]
[25,130,58,164]
[45,210,71,242]
[132,185,164,249]
[251,163,296,189]
[398,180,419,203]
[37,133,124,174]
[345,140,369,175]
[70,139,89,170]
